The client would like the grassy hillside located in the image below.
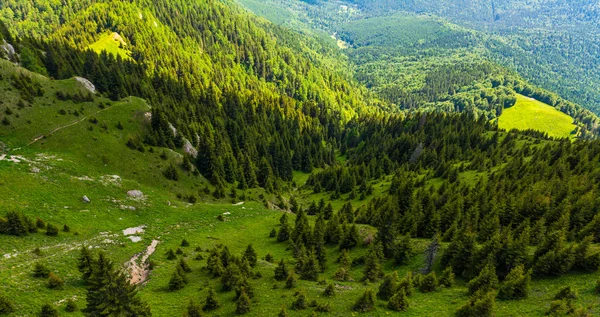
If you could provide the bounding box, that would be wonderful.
[498,94,576,139]
[88,32,132,60]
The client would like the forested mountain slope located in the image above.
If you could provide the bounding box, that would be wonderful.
[239,0,600,138]
[345,0,600,116]
[1,0,390,189]
[3,1,600,316]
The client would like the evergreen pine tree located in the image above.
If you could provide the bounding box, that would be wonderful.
[243,244,258,267]
[324,283,335,297]
[65,299,78,312]
[185,300,203,317]
[269,228,277,238]
[207,248,225,277]
[467,264,499,295]
[77,246,95,283]
[292,291,307,310]
[83,252,151,316]
[419,272,437,293]
[203,288,220,312]
[394,235,414,265]
[300,251,320,281]
[378,271,400,300]
[285,271,297,289]
[498,264,531,300]
[362,248,383,282]
[324,203,333,220]
[39,304,59,317]
[353,288,376,312]
[235,289,251,314]
[33,262,50,278]
[178,258,192,273]
[439,266,455,288]
[166,248,177,260]
[455,290,495,317]
[398,272,414,296]
[278,305,289,317]
[169,269,185,291]
[274,259,289,281]
[181,239,190,247]
[387,289,409,312]
[221,262,242,291]
[339,224,359,250]
[45,223,59,236]
[277,215,291,242]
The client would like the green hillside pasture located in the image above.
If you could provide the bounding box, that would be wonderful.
[88,32,132,60]
[498,94,576,139]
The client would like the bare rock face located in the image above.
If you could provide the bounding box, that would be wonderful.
[75,77,96,94]
[183,139,198,158]
[0,40,15,62]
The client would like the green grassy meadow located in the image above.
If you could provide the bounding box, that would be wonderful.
[498,94,576,139]
[88,32,132,60]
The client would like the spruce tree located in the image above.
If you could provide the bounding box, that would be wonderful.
[178,258,192,273]
[181,239,190,247]
[77,246,95,283]
[387,289,409,312]
[498,264,530,300]
[65,299,78,312]
[419,272,437,293]
[221,262,242,291]
[277,216,291,242]
[234,278,254,300]
[169,269,185,291]
[207,248,225,277]
[353,288,376,312]
[323,283,335,297]
[324,203,333,220]
[362,248,383,282]
[274,259,289,281]
[324,213,341,244]
[339,224,359,250]
[269,228,277,238]
[292,291,307,310]
[300,251,320,281]
[235,289,251,314]
[83,252,151,316]
[394,235,414,265]
[378,271,400,300]
[455,290,495,317]
[203,288,220,311]
[39,304,59,317]
[45,223,59,236]
[166,248,177,260]
[186,300,203,317]
[243,244,257,267]
[439,266,455,288]
[33,262,50,278]
[285,271,297,289]
[398,272,414,296]
[278,305,289,317]
[467,264,499,295]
